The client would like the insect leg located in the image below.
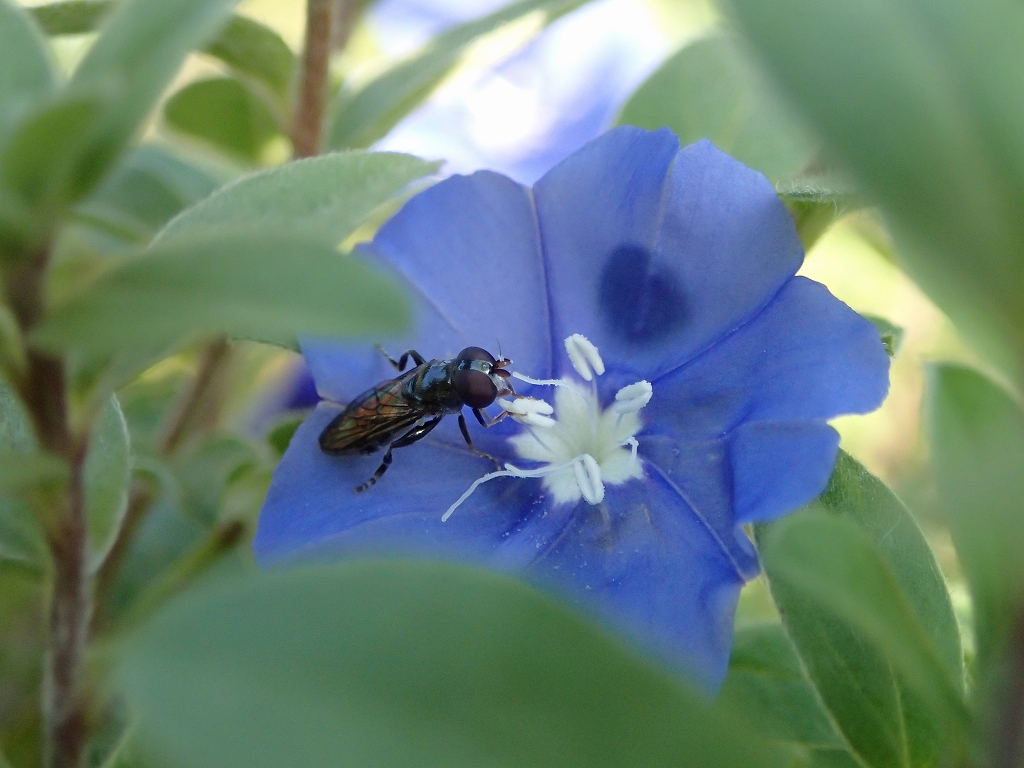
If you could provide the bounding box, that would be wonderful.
[473,407,509,428]
[376,344,426,371]
[459,413,502,470]
[354,416,442,493]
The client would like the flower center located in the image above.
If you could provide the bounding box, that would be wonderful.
[442,334,651,521]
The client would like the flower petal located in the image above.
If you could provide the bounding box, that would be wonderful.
[255,407,744,689]
[534,127,803,379]
[523,475,746,690]
[254,403,538,567]
[729,420,841,524]
[302,170,553,402]
[647,276,890,440]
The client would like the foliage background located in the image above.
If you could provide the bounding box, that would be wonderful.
[1,0,1022,766]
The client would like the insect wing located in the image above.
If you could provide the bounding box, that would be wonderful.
[319,376,423,455]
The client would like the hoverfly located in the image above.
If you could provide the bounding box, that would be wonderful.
[319,346,517,492]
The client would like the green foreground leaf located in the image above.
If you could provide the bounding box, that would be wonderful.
[155,150,438,247]
[756,452,966,768]
[32,230,410,356]
[328,0,589,150]
[929,365,1024,677]
[28,0,113,35]
[119,560,781,768]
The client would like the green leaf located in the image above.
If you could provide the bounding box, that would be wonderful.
[328,0,588,150]
[0,379,54,569]
[726,0,1024,386]
[757,509,969,768]
[267,414,303,458]
[862,315,904,357]
[32,231,410,357]
[774,174,863,251]
[164,77,281,163]
[756,452,966,768]
[62,0,239,201]
[85,394,130,569]
[72,141,228,246]
[929,365,1024,677]
[0,0,56,137]
[0,97,103,234]
[156,150,438,247]
[202,14,295,106]
[617,35,814,183]
[718,623,846,751]
[28,0,114,36]
[120,560,782,768]
[174,436,258,526]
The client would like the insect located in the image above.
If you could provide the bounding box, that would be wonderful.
[319,346,517,492]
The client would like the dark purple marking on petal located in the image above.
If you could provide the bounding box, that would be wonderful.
[599,244,687,344]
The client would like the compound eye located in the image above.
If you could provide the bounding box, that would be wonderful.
[453,368,498,408]
[456,346,496,365]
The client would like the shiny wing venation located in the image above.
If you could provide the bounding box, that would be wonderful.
[319,381,424,455]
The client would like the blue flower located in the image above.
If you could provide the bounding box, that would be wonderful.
[254,126,889,689]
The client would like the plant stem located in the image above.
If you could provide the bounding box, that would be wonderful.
[4,249,92,768]
[291,0,335,157]
[158,336,233,456]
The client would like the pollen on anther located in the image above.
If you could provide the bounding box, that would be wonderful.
[564,334,605,381]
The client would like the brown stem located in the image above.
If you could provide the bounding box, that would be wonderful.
[291,0,335,157]
[5,245,91,768]
[157,336,232,456]
[43,433,89,768]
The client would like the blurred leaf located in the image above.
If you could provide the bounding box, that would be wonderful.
[774,175,862,251]
[756,452,966,768]
[267,415,303,459]
[120,560,782,768]
[0,0,56,137]
[72,142,227,246]
[0,379,54,569]
[727,0,1024,386]
[862,315,904,357]
[61,0,239,202]
[0,97,103,237]
[203,15,294,106]
[328,0,588,150]
[929,365,1024,676]
[617,35,814,182]
[758,510,968,768]
[85,394,130,570]
[718,624,846,751]
[174,436,258,526]
[156,151,437,247]
[28,0,113,35]
[32,231,410,358]
[164,77,281,164]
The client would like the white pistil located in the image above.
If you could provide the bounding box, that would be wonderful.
[443,335,653,521]
[564,334,605,381]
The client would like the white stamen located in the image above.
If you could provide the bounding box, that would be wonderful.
[564,334,605,381]
[512,372,566,387]
[612,380,653,414]
[496,397,555,428]
[621,437,639,471]
[573,454,605,504]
